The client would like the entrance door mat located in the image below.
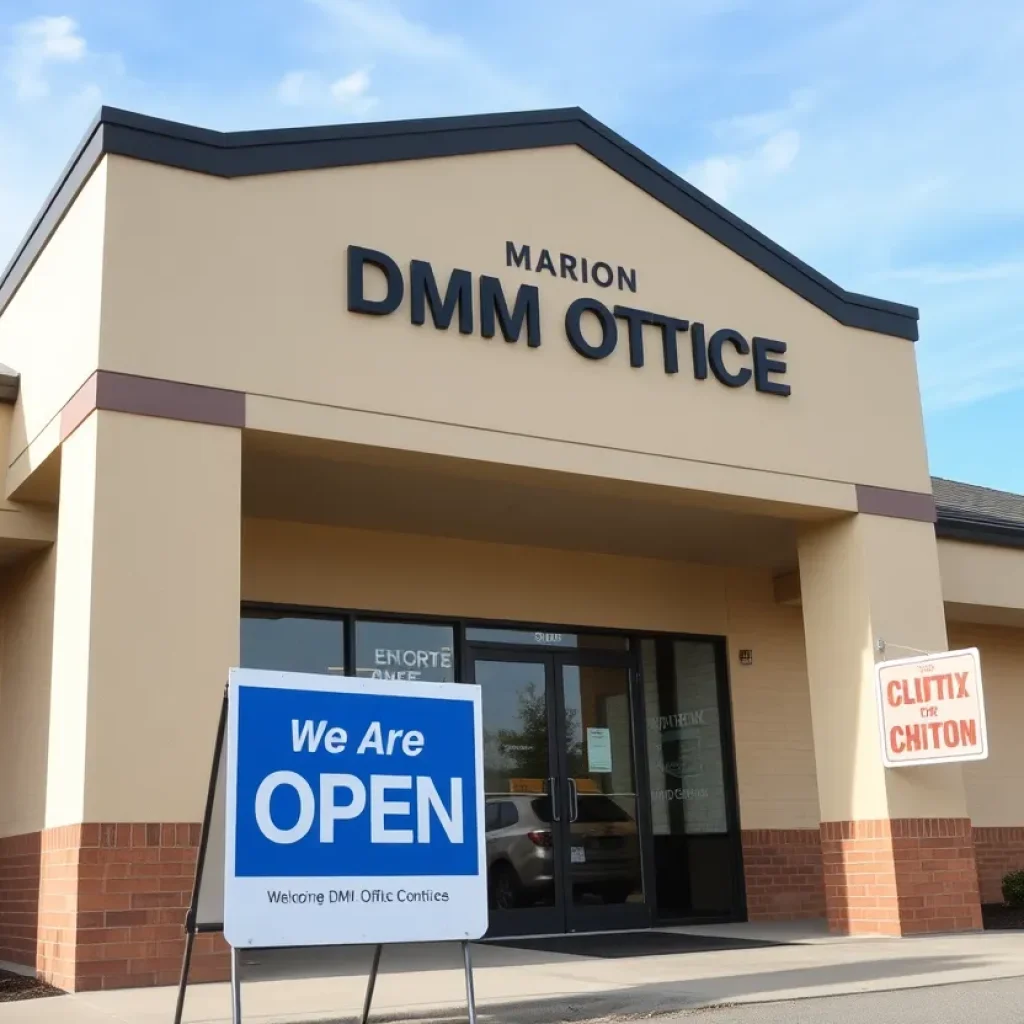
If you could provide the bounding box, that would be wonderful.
[490,930,785,958]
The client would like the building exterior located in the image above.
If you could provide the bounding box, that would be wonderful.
[0,106,1021,993]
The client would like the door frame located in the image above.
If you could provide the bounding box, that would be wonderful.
[469,647,565,937]
[553,651,653,934]
[468,644,654,936]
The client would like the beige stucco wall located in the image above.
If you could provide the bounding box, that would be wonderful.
[241,517,821,831]
[96,148,930,498]
[723,568,820,829]
[46,410,241,827]
[798,513,970,822]
[940,539,1024,616]
[0,548,55,837]
[0,163,106,463]
[948,622,1024,827]
[45,413,98,826]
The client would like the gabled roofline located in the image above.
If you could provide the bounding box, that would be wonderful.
[0,106,919,339]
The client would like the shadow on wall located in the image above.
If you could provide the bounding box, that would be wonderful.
[0,548,56,973]
[0,832,41,968]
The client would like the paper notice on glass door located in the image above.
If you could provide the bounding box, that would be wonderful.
[586,727,613,773]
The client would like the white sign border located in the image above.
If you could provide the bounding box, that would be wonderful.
[224,667,487,948]
[874,646,988,769]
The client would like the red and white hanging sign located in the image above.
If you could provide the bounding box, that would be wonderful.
[875,648,988,767]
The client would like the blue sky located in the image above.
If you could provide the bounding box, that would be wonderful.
[0,0,1020,492]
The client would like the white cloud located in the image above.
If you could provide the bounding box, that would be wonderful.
[758,128,801,173]
[920,337,1024,411]
[276,66,377,114]
[311,0,464,63]
[714,89,817,143]
[329,68,376,113]
[685,129,801,203]
[277,70,316,106]
[5,15,86,101]
[684,86,812,203]
[305,0,545,116]
[687,156,743,204]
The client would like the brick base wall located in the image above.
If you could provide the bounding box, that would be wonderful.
[0,831,42,967]
[0,823,228,991]
[741,829,825,920]
[6,816,1011,988]
[820,818,982,936]
[973,826,1024,904]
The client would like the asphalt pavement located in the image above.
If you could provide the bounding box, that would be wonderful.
[676,976,1024,1023]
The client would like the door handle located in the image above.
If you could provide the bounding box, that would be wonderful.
[547,777,560,822]
[568,778,579,823]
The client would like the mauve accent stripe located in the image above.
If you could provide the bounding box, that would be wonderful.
[94,371,245,428]
[855,484,937,523]
[59,372,99,441]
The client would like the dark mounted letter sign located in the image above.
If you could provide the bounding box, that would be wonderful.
[708,329,752,388]
[480,277,541,347]
[345,242,793,397]
[612,305,654,369]
[410,260,474,335]
[348,245,404,315]
[752,337,791,396]
[565,297,617,360]
[689,322,709,381]
[646,313,689,376]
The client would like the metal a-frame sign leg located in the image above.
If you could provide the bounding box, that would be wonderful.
[358,942,478,1024]
[462,941,479,1024]
[230,946,242,1024]
[173,688,228,1024]
[360,945,382,1024]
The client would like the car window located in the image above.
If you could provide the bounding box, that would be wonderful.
[530,796,554,823]
[500,802,519,828]
[575,795,632,823]
[485,802,501,832]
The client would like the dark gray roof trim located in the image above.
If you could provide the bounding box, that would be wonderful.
[0,363,20,404]
[0,106,919,338]
[933,476,1024,550]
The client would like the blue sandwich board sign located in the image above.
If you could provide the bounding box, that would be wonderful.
[223,669,487,949]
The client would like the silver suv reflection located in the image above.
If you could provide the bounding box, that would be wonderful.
[485,793,638,909]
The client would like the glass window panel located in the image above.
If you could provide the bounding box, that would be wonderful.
[561,663,643,906]
[644,638,729,836]
[354,620,455,682]
[239,614,345,675]
[475,659,556,911]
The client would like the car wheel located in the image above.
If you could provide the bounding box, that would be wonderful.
[489,863,521,910]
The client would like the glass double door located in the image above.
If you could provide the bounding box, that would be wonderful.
[471,649,649,936]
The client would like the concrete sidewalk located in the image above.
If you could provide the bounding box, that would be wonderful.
[4,922,1024,1023]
